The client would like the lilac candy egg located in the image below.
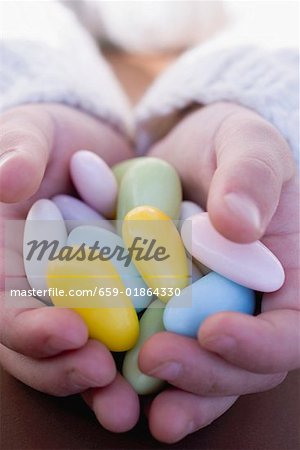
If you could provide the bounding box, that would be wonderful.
[52,195,115,233]
[70,150,117,218]
[23,199,68,302]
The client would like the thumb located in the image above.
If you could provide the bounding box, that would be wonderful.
[0,104,133,205]
[0,106,53,203]
[207,112,295,242]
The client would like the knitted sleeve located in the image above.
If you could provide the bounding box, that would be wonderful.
[0,1,132,137]
[135,3,299,163]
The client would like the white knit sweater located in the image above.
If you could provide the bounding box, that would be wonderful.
[0,1,299,163]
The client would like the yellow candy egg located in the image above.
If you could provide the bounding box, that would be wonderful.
[47,248,139,351]
[122,206,189,302]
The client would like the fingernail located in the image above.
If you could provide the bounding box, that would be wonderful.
[147,361,182,380]
[0,150,17,167]
[47,332,85,353]
[175,419,196,441]
[224,193,261,232]
[70,369,104,388]
[202,335,236,353]
[186,420,196,436]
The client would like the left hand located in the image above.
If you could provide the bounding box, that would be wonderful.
[137,102,300,443]
[0,104,139,433]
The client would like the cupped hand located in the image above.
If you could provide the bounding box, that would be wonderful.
[0,103,139,432]
[139,102,299,442]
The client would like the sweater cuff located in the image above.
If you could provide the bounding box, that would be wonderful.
[135,46,299,163]
[0,2,133,138]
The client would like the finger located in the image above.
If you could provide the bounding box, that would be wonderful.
[82,373,140,433]
[149,104,295,243]
[0,106,53,203]
[0,297,88,357]
[0,339,116,396]
[207,110,295,242]
[0,103,133,207]
[148,389,237,443]
[148,103,230,209]
[199,309,300,373]
[44,103,133,169]
[139,332,285,395]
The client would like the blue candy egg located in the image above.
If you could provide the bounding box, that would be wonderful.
[163,272,255,337]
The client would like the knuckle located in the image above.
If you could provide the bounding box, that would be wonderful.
[66,368,94,394]
[192,366,221,395]
[203,374,221,395]
[49,368,86,397]
[219,112,280,147]
[216,112,295,180]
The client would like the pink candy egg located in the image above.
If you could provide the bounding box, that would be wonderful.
[181,212,285,292]
[70,150,117,218]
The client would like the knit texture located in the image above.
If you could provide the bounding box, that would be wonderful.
[135,45,299,163]
[0,2,133,136]
[1,2,298,162]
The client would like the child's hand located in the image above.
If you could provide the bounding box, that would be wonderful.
[138,102,299,443]
[0,104,139,432]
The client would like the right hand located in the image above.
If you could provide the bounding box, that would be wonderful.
[0,103,139,432]
[139,102,299,443]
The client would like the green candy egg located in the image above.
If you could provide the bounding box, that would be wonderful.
[122,299,166,395]
[116,157,182,223]
[112,157,143,186]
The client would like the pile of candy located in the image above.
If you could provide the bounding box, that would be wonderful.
[22,151,284,395]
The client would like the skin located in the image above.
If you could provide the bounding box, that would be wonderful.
[0,101,299,443]
[0,103,140,431]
